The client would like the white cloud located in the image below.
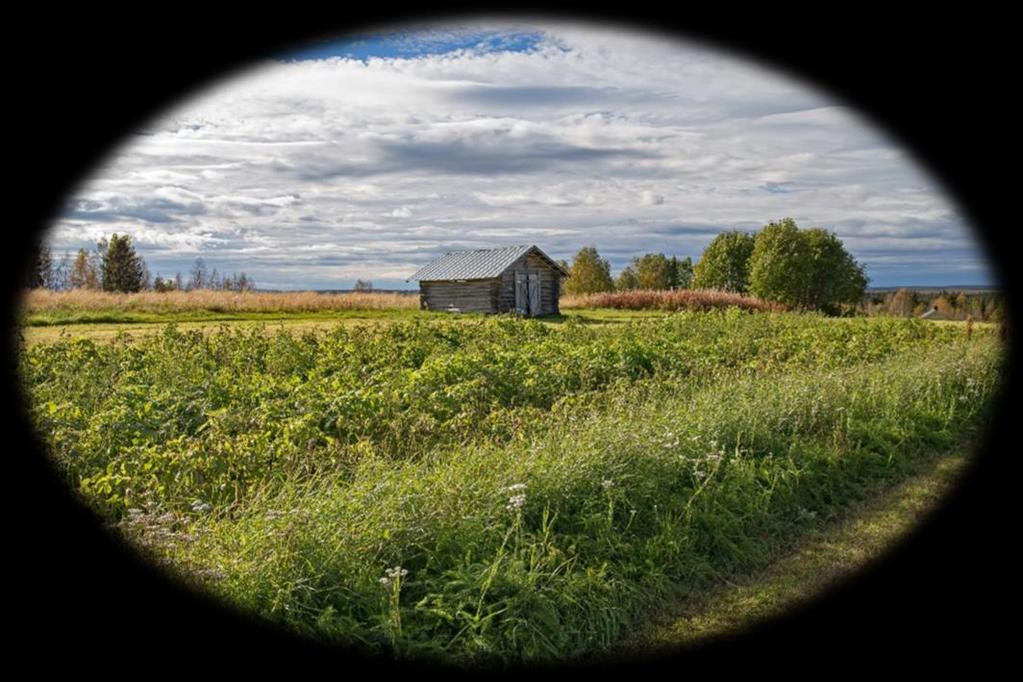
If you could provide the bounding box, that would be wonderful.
[43,20,992,288]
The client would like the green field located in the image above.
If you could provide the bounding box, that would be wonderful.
[18,309,1003,664]
[18,308,671,346]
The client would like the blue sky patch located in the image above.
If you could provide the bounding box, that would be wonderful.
[276,27,551,62]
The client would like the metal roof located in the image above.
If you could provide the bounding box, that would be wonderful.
[919,307,950,320]
[407,245,568,281]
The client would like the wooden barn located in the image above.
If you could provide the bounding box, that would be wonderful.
[408,245,569,316]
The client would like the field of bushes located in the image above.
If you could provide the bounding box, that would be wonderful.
[19,310,1003,664]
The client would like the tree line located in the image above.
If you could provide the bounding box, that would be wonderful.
[28,233,255,293]
[563,218,868,313]
[859,288,1004,322]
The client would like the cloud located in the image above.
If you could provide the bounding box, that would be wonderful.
[43,21,992,289]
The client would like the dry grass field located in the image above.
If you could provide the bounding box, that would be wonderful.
[21,288,420,316]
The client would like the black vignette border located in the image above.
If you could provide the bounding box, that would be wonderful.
[7,5,1017,674]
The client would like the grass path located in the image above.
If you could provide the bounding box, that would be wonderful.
[605,447,970,657]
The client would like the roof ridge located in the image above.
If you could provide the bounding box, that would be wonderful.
[443,244,532,256]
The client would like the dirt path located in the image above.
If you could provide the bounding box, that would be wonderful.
[606,448,970,656]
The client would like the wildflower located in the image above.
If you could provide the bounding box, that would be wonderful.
[505,483,527,493]
[506,494,527,511]
[601,479,614,490]
[384,566,409,579]
[191,500,212,514]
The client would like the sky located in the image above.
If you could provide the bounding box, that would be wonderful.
[44,20,996,290]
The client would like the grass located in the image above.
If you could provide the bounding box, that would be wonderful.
[605,445,971,657]
[19,288,420,323]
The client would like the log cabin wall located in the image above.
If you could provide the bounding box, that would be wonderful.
[419,279,499,313]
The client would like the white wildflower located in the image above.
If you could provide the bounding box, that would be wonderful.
[191,500,212,514]
[505,483,527,493]
[601,479,614,490]
[506,494,527,511]
[384,566,409,579]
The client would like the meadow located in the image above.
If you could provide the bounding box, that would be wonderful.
[17,304,1004,665]
[20,288,421,325]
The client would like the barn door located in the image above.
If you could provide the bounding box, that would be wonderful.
[528,273,541,315]
[515,272,528,314]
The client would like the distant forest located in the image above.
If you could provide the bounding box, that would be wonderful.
[859,288,1004,322]
[26,234,254,293]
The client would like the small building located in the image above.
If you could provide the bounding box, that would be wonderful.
[919,306,951,320]
[408,244,569,316]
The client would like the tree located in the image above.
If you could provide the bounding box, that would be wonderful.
[615,266,639,291]
[101,233,146,292]
[354,279,373,292]
[564,246,614,295]
[52,251,72,290]
[632,253,674,290]
[670,256,694,290]
[188,258,207,291]
[932,294,955,318]
[27,242,54,288]
[887,288,915,316]
[92,237,108,287]
[69,249,99,289]
[153,274,179,292]
[693,230,756,292]
[747,218,868,312]
[140,260,152,291]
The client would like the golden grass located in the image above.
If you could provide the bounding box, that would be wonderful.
[21,288,420,314]
[560,288,787,313]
